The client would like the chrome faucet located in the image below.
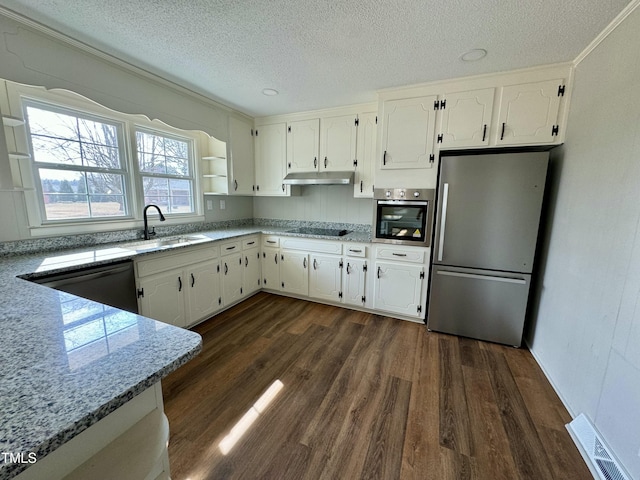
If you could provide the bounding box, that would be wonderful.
[143,204,166,240]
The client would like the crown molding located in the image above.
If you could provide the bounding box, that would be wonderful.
[574,0,640,66]
[0,6,254,121]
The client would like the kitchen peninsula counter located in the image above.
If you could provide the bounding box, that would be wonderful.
[0,225,371,479]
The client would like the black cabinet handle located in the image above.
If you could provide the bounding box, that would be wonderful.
[377,266,381,279]
[383,150,387,165]
[482,124,487,142]
[275,253,278,264]
[245,256,248,267]
[224,263,228,275]
[346,262,351,274]
[324,156,327,168]
[360,180,363,193]
[314,157,317,168]
[392,253,407,257]
[226,245,236,250]
[267,240,277,244]
[247,241,255,245]
[191,273,195,288]
[234,179,238,191]
[500,122,506,140]
[303,257,307,268]
[178,276,182,292]
[313,258,317,270]
[282,183,285,192]
[239,257,242,265]
[262,251,266,258]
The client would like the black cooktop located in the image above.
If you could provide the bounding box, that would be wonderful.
[288,227,351,237]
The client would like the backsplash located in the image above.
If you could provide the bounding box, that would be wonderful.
[0,219,371,257]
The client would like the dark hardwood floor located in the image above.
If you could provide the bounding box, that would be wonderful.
[162,292,590,480]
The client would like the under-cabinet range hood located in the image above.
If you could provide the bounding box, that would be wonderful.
[282,171,354,185]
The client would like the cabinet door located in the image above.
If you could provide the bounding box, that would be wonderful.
[186,260,222,325]
[255,123,288,196]
[437,88,494,148]
[286,119,320,172]
[137,270,185,327]
[381,96,437,170]
[309,254,342,302]
[343,258,367,307]
[354,112,376,198]
[495,79,564,145]
[222,253,243,306]
[280,251,309,296]
[261,247,280,290]
[229,116,255,195]
[320,114,357,172]
[373,261,424,318]
[243,247,261,296]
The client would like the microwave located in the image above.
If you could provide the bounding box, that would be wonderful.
[373,188,435,247]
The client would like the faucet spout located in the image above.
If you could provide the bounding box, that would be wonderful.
[143,204,166,240]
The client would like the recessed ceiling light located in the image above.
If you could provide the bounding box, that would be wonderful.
[262,88,279,96]
[460,49,487,62]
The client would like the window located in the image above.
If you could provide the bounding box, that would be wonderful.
[136,129,195,215]
[25,103,129,221]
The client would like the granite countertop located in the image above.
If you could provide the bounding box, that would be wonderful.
[0,225,371,479]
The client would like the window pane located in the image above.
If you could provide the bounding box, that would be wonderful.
[32,136,82,165]
[143,177,169,207]
[26,107,79,140]
[137,131,190,176]
[169,179,193,213]
[27,103,129,222]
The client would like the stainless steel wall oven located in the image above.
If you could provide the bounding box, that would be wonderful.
[373,188,435,247]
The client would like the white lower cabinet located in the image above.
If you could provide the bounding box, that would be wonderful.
[373,261,425,318]
[222,252,243,305]
[135,245,221,328]
[186,260,222,322]
[280,250,309,295]
[309,254,343,302]
[137,269,186,327]
[343,258,367,307]
[243,246,261,296]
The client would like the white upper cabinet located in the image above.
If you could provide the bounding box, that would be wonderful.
[286,119,320,172]
[255,122,290,196]
[436,88,494,148]
[380,95,438,170]
[228,116,255,195]
[354,111,376,198]
[320,114,357,172]
[495,79,565,145]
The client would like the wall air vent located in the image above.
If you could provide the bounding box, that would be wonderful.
[567,414,630,480]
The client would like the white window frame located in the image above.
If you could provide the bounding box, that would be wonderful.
[133,126,197,218]
[4,83,205,236]
[24,99,133,224]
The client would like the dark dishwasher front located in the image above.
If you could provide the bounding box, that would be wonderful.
[34,260,138,313]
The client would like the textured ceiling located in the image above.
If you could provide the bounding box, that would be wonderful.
[0,0,632,117]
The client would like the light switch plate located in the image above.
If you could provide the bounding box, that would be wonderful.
[220,200,226,210]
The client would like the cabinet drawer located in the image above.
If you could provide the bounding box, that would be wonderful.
[262,236,280,248]
[136,245,218,278]
[344,244,367,258]
[220,240,241,256]
[375,245,427,263]
[280,237,342,255]
[243,236,259,249]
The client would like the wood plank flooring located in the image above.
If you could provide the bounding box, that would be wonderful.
[162,292,590,480]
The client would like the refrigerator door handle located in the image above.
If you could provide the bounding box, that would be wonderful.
[436,269,527,285]
[437,183,449,262]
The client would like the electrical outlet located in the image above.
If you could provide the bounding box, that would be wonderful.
[220,200,226,210]
[206,200,213,210]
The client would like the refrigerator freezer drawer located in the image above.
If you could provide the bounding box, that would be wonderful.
[427,265,531,346]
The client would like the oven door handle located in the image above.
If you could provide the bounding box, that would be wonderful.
[437,183,449,262]
[377,200,427,207]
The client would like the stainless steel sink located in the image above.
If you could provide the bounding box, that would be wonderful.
[123,234,210,252]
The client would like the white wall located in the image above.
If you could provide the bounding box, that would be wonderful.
[529,4,640,477]
[0,12,254,241]
[253,185,373,225]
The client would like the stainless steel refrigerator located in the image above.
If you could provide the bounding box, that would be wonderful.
[427,150,549,347]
